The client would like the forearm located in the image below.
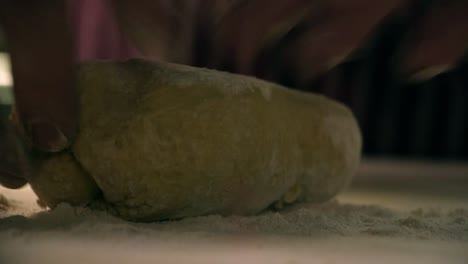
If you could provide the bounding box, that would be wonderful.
[0,0,77,152]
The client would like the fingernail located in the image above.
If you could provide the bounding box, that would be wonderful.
[406,64,453,83]
[28,120,69,152]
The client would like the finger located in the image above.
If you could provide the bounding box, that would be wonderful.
[0,113,29,189]
[285,0,404,86]
[397,0,468,82]
[0,170,27,189]
[111,0,198,64]
[69,0,140,60]
[0,0,77,152]
[209,0,313,75]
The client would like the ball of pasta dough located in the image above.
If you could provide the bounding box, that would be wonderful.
[28,59,361,221]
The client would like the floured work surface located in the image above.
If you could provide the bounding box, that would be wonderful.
[0,160,467,264]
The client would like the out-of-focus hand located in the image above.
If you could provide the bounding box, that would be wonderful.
[0,0,77,188]
[111,0,468,84]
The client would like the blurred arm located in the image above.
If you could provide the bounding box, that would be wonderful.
[0,0,77,188]
[0,0,77,152]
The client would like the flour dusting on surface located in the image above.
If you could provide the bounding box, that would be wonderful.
[0,193,466,241]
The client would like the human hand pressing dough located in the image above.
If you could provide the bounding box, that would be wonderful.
[26,59,361,221]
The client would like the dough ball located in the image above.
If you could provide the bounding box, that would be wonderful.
[28,59,361,221]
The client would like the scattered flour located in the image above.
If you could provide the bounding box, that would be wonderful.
[0,181,467,264]
[0,199,466,242]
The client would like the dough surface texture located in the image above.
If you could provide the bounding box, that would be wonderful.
[28,59,361,221]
